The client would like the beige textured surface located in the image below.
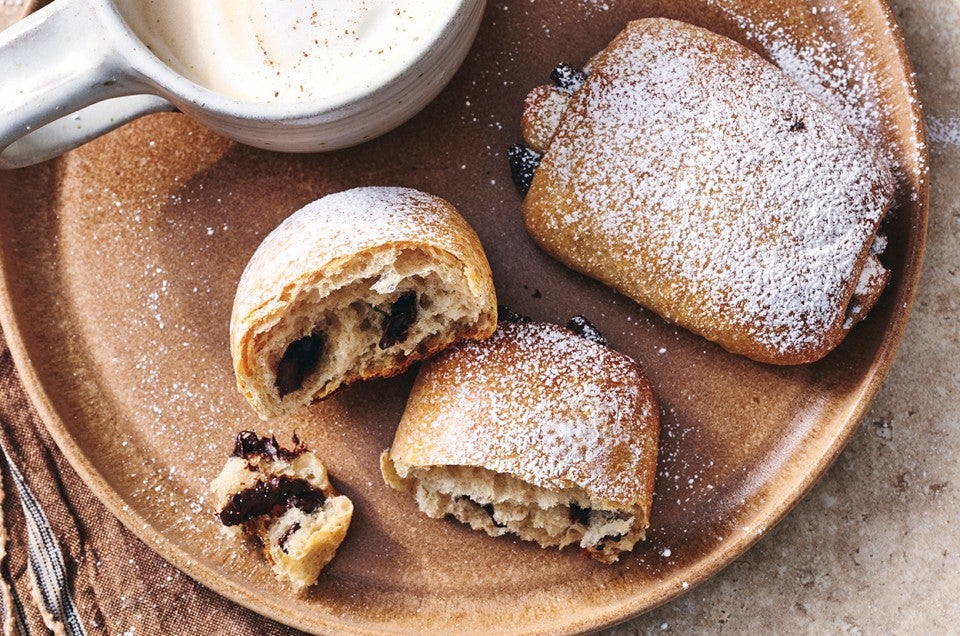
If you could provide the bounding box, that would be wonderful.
[615,1,958,632]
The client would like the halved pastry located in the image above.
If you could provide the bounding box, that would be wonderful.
[211,431,353,592]
[231,186,497,419]
[381,318,660,563]
[516,19,896,365]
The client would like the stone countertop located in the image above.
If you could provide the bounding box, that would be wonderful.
[617,1,958,632]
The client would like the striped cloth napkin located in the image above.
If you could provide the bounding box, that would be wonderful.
[1,439,85,636]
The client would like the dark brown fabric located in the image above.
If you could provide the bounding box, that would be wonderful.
[0,332,302,635]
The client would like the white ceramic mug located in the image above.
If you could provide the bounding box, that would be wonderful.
[0,0,486,169]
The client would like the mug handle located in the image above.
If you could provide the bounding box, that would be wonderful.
[0,0,176,169]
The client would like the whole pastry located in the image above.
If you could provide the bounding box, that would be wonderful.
[517,18,895,365]
[231,186,497,419]
[381,317,660,563]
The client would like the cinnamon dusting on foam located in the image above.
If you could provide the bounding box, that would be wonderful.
[117,0,456,104]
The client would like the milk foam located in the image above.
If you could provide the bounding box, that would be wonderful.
[117,0,458,104]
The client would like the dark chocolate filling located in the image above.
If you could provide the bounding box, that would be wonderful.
[594,532,627,553]
[232,431,304,462]
[497,305,531,324]
[218,475,326,527]
[507,144,542,195]
[379,291,418,349]
[566,315,607,346]
[550,63,587,92]
[569,502,592,526]
[275,332,325,398]
[277,521,302,553]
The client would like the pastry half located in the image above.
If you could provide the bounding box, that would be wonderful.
[231,186,497,419]
[381,318,660,563]
[518,19,895,365]
[211,432,353,592]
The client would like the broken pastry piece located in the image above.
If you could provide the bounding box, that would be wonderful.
[517,19,896,365]
[211,431,353,592]
[381,318,660,564]
[231,186,498,419]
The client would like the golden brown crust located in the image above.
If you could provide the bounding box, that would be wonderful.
[521,85,571,153]
[389,320,660,518]
[521,19,895,365]
[230,186,497,419]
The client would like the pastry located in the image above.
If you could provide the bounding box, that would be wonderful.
[381,317,660,563]
[211,431,353,592]
[231,186,498,419]
[513,19,895,365]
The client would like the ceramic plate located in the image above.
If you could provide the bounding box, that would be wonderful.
[0,1,927,633]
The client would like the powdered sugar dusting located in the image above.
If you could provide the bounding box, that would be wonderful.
[727,10,882,140]
[526,19,893,361]
[713,1,926,183]
[232,186,484,330]
[394,321,659,506]
[927,115,960,148]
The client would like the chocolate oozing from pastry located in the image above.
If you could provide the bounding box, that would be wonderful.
[233,430,278,459]
[594,534,625,553]
[550,62,587,92]
[507,144,542,195]
[276,333,325,397]
[497,305,532,324]
[569,502,592,526]
[278,521,302,553]
[218,475,326,526]
[379,291,418,349]
[566,315,607,346]
[232,431,305,462]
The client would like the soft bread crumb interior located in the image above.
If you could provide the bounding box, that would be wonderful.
[262,495,353,592]
[381,453,644,563]
[265,247,488,408]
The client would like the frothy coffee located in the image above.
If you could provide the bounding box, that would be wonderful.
[118,0,458,104]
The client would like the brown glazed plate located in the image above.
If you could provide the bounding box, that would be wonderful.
[0,1,927,634]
